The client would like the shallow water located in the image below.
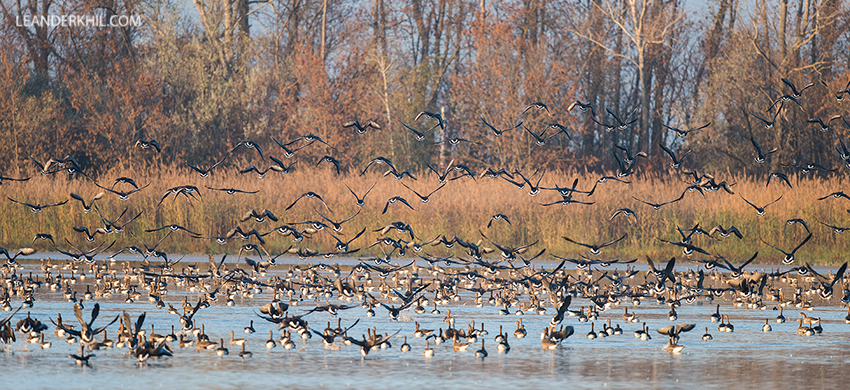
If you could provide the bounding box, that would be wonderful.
[3,262,850,389]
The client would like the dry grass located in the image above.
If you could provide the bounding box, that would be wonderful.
[1,165,848,266]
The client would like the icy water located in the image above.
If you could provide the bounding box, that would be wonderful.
[3,259,850,389]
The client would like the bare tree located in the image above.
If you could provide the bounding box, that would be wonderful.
[570,0,684,154]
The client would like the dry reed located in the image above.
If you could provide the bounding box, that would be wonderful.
[0,165,847,266]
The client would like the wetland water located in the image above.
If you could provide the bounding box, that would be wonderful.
[2,258,850,389]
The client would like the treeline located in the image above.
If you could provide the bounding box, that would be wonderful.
[1,0,849,178]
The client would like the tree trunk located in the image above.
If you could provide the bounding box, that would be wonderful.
[320,0,328,63]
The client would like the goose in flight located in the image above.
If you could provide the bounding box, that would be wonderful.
[382,196,415,214]
[761,233,812,264]
[750,136,778,164]
[663,122,711,138]
[344,182,376,207]
[659,144,691,169]
[740,194,782,216]
[481,117,519,137]
[205,186,259,195]
[562,234,628,256]
[230,140,264,160]
[134,139,161,153]
[0,174,30,185]
[343,119,381,134]
[415,110,445,130]
[8,197,68,213]
[70,192,105,213]
[401,121,438,141]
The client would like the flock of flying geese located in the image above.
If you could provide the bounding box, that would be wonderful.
[1,75,850,366]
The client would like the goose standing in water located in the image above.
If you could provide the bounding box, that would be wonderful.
[239,343,253,358]
[423,340,434,357]
[514,319,527,338]
[215,338,229,356]
[702,327,712,341]
[266,331,276,349]
[475,340,488,358]
[497,333,511,353]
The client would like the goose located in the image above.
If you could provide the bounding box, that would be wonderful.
[750,110,779,129]
[763,319,772,332]
[401,122,438,141]
[497,333,511,353]
[658,323,695,353]
[239,343,253,358]
[149,325,164,343]
[69,192,105,213]
[266,331,276,349]
[178,334,193,348]
[282,332,295,350]
[710,304,721,322]
[475,340,488,358]
[522,125,562,146]
[659,144,691,168]
[663,122,711,138]
[0,174,30,185]
[414,321,433,338]
[724,315,735,332]
[514,320,527,338]
[186,159,227,177]
[8,197,68,213]
[640,323,651,340]
[400,182,446,203]
[343,119,381,134]
[541,329,559,350]
[623,307,637,323]
[740,194,782,217]
[587,323,597,339]
[481,117,520,137]
[718,315,728,332]
[702,327,712,341]
[423,340,434,357]
[577,307,588,322]
[400,336,411,352]
[414,110,445,130]
[39,333,51,349]
[499,304,510,316]
[797,319,813,336]
[812,318,823,334]
[632,193,685,211]
[165,325,177,342]
[382,196,415,214]
[610,208,637,222]
[562,234,627,256]
[69,345,95,365]
[215,338,229,356]
[316,155,342,175]
[230,139,264,160]
[197,337,217,350]
[761,233,812,265]
[205,186,259,195]
[286,191,331,212]
[494,326,504,343]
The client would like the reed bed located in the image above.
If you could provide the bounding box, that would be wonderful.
[0,165,848,266]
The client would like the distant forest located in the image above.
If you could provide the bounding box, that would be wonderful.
[1,0,849,178]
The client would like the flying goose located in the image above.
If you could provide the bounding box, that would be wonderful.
[343,119,380,134]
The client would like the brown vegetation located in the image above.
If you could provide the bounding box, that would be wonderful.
[0,1,849,265]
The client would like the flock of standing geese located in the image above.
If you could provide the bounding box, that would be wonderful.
[2,76,850,367]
